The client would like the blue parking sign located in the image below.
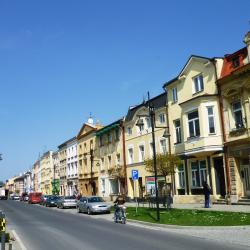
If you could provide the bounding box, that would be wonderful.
[132,170,139,180]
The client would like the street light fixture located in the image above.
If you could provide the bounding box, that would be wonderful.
[136,92,169,222]
[84,146,100,196]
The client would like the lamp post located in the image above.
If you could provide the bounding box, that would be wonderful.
[136,92,169,222]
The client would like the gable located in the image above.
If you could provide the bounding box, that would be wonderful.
[77,123,96,139]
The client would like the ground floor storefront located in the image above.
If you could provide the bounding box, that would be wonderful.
[59,178,67,196]
[99,173,124,201]
[67,179,78,196]
[78,177,98,196]
[227,142,250,202]
[174,152,226,203]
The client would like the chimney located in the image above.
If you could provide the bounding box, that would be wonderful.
[243,31,250,63]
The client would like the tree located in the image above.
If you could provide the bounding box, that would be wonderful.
[144,153,181,184]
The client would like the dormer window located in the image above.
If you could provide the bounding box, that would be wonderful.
[193,74,204,93]
[232,56,240,68]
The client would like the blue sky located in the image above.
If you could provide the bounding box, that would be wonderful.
[0,0,249,181]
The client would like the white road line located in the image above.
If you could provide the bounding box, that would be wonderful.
[11,230,27,250]
[128,222,160,231]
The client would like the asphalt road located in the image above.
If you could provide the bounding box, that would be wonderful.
[0,200,248,250]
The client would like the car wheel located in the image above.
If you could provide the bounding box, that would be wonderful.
[87,208,92,215]
[77,206,81,213]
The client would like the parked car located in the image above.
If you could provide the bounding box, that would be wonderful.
[56,196,77,209]
[44,196,60,207]
[77,196,111,215]
[20,193,29,202]
[12,195,20,201]
[40,195,52,206]
[28,192,42,204]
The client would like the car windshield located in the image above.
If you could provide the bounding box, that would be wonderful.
[64,196,75,200]
[88,197,104,203]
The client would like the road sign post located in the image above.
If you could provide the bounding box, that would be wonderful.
[132,170,139,213]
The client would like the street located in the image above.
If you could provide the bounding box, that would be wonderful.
[0,200,248,250]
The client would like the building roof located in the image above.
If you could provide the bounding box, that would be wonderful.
[220,47,248,79]
[95,118,123,137]
[125,92,166,122]
[163,55,214,88]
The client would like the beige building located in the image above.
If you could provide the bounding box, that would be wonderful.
[5,176,16,196]
[95,118,127,200]
[40,151,53,195]
[58,142,67,196]
[52,151,60,195]
[32,161,39,192]
[218,31,250,202]
[164,55,226,203]
[125,93,169,199]
[77,118,102,196]
[14,174,25,195]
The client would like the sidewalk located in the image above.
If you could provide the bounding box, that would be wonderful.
[108,201,250,213]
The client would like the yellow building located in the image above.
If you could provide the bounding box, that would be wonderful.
[77,118,102,196]
[218,31,250,202]
[125,93,168,199]
[5,176,16,196]
[40,151,53,195]
[164,55,226,203]
[58,142,67,196]
[95,118,127,200]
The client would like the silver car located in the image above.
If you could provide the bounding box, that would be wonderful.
[77,196,111,215]
[56,196,77,209]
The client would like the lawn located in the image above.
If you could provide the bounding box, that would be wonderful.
[125,207,250,226]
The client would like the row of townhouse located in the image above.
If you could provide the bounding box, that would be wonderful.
[5,31,250,204]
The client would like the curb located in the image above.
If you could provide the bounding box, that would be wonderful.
[127,219,250,230]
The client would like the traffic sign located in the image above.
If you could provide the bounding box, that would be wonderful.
[132,170,139,180]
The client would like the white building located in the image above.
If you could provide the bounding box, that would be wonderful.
[66,137,78,196]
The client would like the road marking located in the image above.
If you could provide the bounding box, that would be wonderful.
[11,230,27,250]
[128,222,160,231]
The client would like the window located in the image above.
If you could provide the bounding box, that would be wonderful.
[159,114,166,124]
[146,118,151,129]
[232,56,240,68]
[108,133,112,143]
[100,158,104,170]
[101,179,105,193]
[127,127,132,135]
[172,87,178,103]
[178,165,185,188]
[207,106,215,134]
[232,101,243,129]
[99,136,104,146]
[188,110,200,138]
[193,74,204,93]
[160,139,167,154]
[150,142,154,157]
[108,155,112,168]
[115,129,119,141]
[128,148,134,164]
[191,160,207,188]
[139,145,145,162]
[174,120,182,143]
[138,119,144,132]
[116,153,121,166]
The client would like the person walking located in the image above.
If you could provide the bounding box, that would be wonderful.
[162,183,167,207]
[202,181,211,208]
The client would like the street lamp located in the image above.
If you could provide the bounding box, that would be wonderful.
[84,146,100,196]
[136,92,169,222]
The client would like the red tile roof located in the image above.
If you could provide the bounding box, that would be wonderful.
[220,47,248,78]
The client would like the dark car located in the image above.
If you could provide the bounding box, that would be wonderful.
[40,195,52,206]
[44,196,60,207]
